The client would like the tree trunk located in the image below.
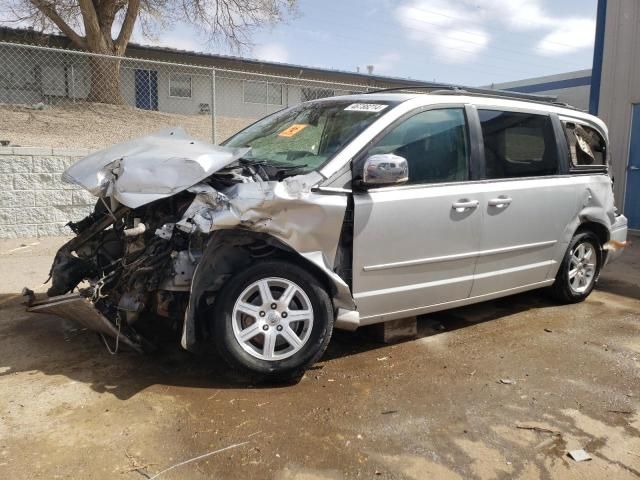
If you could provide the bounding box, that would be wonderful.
[88,55,123,105]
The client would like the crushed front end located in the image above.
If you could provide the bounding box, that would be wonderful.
[25,128,354,353]
[26,191,199,352]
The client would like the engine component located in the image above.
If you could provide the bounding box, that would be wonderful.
[124,220,146,237]
[47,252,96,297]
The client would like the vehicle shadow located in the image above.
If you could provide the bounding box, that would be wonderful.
[596,237,640,300]
[0,288,559,400]
[1,267,637,400]
[597,276,640,299]
[325,289,559,362]
[0,293,265,399]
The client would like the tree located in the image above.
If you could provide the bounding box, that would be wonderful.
[2,1,295,104]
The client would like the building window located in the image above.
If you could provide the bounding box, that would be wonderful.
[301,87,335,102]
[478,110,559,178]
[243,80,283,105]
[169,73,192,98]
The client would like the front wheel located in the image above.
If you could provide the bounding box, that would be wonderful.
[550,231,602,303]
[212,260,334,380]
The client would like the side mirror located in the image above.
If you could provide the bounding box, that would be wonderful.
[362,153,409,186]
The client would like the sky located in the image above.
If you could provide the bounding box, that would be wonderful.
[136,0,598,86]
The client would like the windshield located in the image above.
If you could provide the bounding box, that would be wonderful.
[223,99,398,173]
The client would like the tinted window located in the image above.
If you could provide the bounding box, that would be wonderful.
[564,122,606,168]
[478,110,559,178]
[368,108,469,185]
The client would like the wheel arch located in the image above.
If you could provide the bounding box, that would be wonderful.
[181,229,353,351]
[574,220,609,247]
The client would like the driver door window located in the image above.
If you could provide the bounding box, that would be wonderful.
[367,108,470,185]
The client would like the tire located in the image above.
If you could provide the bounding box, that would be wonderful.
[550,231,602,304]
[211,260,334,380]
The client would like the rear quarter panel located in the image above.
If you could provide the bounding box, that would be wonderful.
[546,173,618,278]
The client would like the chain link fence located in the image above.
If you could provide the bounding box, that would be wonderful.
[0,41,396,150]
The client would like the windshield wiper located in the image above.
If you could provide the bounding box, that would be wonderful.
[238,157,308,180]
[239,157,307,170]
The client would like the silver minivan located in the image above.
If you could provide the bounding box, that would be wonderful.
[28,90,629,379]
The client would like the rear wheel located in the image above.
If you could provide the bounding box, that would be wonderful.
[550,231,602,303]
[212,261,334,380]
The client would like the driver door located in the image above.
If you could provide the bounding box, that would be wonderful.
[352,107,484,323]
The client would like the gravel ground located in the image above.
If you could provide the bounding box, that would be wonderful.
[0,103,254,149]
[0,236,638,479]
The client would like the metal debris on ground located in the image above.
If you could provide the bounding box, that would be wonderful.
[122,450,156,477]
[147,441,250,479]
[515,423,561,436]
[499,378,515,384]
[568,449,592,462]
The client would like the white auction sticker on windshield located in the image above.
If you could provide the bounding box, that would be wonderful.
[344,103,388,112]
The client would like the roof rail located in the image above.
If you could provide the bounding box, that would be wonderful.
[366,84,582,111]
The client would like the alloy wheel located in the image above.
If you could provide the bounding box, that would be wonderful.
[231,277,314,361]
[568,241,597,294]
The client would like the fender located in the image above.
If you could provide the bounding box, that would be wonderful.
[180,230,356,351]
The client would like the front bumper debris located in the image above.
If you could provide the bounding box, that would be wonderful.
[24,291,146,353]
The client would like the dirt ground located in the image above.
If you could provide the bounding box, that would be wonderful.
[0,104,253,149]
[0,236,639,480]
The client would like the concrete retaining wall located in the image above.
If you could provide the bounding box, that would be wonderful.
[0,146,95,238]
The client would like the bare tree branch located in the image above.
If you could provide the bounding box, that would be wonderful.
[9,1,297,53]
[3,0,296,104]
[77,0,103,48]
[28,0,86,48]
[114,0,139,52]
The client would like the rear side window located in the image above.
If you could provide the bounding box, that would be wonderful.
[563,122,607,169]
[478,110,559,178]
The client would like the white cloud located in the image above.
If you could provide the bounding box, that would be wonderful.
[433,28,489,62]
[536,18,596,56]
[253,43,289,63]
[394,0,595,61]
[394,0,491,63]
[475,0,555,31]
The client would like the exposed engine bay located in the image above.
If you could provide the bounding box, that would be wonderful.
[25,128,355,353]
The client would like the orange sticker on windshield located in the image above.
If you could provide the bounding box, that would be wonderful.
[278,124,308,137]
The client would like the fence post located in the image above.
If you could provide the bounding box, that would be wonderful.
[211,67,216,144]
[71,64,75,103]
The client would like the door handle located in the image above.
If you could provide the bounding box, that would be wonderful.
[452,199,479,212]
[488,196,513,208]
[630,165,640,171]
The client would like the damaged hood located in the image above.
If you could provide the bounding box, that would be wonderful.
[63,128,250,208]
